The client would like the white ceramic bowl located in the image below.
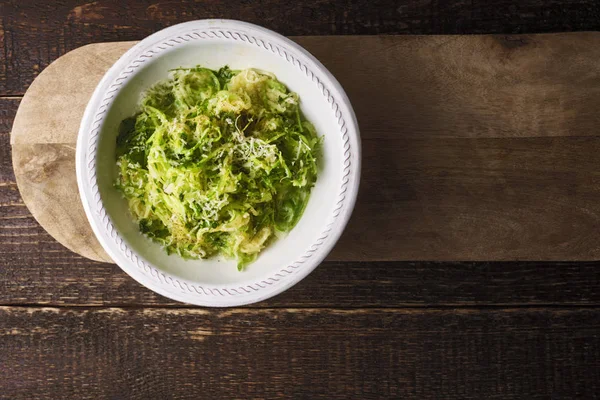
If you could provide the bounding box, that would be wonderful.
[76,20,360,306]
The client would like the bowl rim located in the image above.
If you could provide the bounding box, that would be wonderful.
[76,19,361,307]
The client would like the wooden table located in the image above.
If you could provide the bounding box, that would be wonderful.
[2,1,600,398]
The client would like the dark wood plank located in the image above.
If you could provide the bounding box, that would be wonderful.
[0,306,599,399]
[4,238,600,307]
[0,98,17,183]
[1,0,600,95]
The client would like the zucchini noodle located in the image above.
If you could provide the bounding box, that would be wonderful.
[115,66,320,270]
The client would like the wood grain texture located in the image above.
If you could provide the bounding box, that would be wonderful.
[0,99,17,183]
[337,136,600,261]
[8,42,134,261]
[4,242,600,307]
[1,1,600,96]
[0,306,599,399]
[323,34,600,139]
[10,33,600,261]
[2,2,600,398]
[11,143,112,262]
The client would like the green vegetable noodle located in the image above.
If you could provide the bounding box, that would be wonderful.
[115,66,320,270]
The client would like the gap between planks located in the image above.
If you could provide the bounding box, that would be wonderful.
[2,304,600,311]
